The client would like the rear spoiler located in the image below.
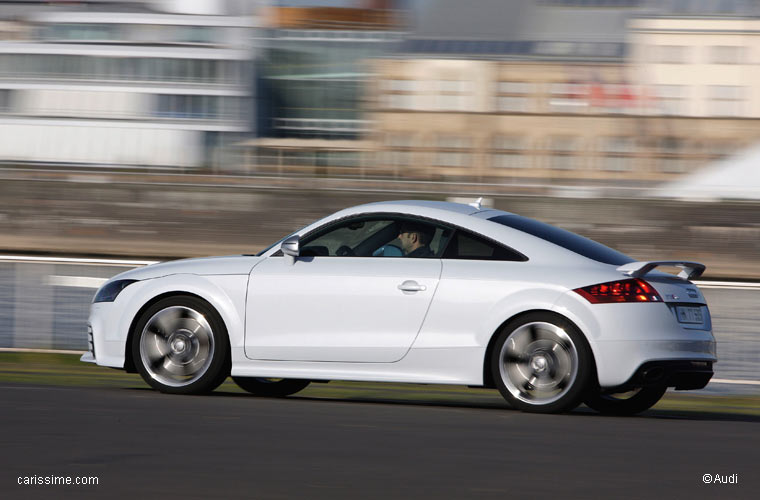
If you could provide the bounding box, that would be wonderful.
[616,261,706,280]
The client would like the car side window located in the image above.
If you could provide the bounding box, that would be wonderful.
[300,216,451,258]
[442,229,526,261]
[301,219,396,257]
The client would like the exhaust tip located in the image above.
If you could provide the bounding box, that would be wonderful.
[641,367,666,384]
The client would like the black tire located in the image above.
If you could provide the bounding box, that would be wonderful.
[232,377,310,397]
[584,385,667,416]
[132,296,230,395]
[491,312,593,414]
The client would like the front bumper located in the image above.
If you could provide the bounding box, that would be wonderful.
[80,323,96,363]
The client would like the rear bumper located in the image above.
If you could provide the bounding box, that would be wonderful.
[553,291,717,388]
[606,360,713,393]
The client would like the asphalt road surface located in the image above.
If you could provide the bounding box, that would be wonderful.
[1,384,756,500]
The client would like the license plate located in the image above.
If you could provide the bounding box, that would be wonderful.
[676,306,703,324]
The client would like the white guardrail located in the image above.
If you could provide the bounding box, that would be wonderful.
[0,255,758,388]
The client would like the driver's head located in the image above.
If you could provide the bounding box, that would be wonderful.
[398,222,433,254]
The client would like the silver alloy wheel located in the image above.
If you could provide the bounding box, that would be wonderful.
[139,306,215,388]
[498,321,579,406]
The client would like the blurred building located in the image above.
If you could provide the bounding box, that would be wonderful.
[363,0,760,184]
[630,0,760,118]
[240,3,404,176]
[0,1,255,169]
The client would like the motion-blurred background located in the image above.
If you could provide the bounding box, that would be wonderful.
[0,0,758,276]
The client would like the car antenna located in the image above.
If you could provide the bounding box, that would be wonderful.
[468,197,483,210]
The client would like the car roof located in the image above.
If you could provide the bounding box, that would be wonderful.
[356,200,513,217]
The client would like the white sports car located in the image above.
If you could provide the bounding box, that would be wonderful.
[82,200,716,414]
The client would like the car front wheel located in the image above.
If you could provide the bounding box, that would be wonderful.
[132,296,230,394]
[492,312,593,413]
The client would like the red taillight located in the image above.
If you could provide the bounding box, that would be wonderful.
[573,278,662,304]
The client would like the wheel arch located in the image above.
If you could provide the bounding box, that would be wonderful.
[124,291,230,373]
[481,309,598,389]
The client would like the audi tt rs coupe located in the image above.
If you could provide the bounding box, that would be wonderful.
[82,200,716,414]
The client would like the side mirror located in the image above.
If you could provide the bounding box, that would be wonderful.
[281,235,299,265]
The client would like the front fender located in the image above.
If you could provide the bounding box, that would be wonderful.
[113,273,247,352]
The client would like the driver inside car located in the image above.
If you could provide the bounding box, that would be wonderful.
[398,222,435,258]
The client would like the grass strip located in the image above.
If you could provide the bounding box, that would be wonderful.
[1,352,758,416]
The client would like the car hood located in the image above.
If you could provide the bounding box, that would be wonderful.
[111,255,262,281]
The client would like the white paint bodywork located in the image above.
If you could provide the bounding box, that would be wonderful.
[87,200,717,389]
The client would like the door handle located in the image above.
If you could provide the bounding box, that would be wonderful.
[398,280,426,292]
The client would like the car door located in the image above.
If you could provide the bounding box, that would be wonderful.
[244,215,449,363]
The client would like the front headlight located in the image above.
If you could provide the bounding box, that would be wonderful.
[93,279,138,303]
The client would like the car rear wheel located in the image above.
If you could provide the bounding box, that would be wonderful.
[132,296,230,395]
[584,385,667,416]
[492,312,592,413]
[232,377,310,397]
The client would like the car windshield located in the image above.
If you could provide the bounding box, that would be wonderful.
[487,214,633,266]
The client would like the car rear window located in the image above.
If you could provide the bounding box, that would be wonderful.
[443,229,526,261]
[487,214,633,266]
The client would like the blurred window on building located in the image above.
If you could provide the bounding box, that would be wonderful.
[436,80,471,112]
[655,85,687,116]
[436,151,469,167]
[659,158,687,173]
[491,134,529,169]
[495,81,533,113]
[438,80,469,93]
[708,85,746,117]
[382,133,417,170]
[709,45,747,64]
[385,79,416,92]
[496,96,529,112]
[0,89,12,112]
[547,135,581,170]
[385,93,415,110]
[655,136,687,173]
[655,45,688,64]
[435,134,471,167]
[549,83,588,113]
[383,150,413,167]
[600,136,636,154]
[5,55,240,86]
[178,26,217,45]
[492,135,526,151]
[324,151,361,171]
[42,23,120,42]
[492,153,530,169]
[283,150,314,167]
[386,133,414,149]
[259,29,393,139]
[497,82,532,94]
[438,94,462,111]
[598,136,636,171]
[436,134,470,150]
[155,94,242,121]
